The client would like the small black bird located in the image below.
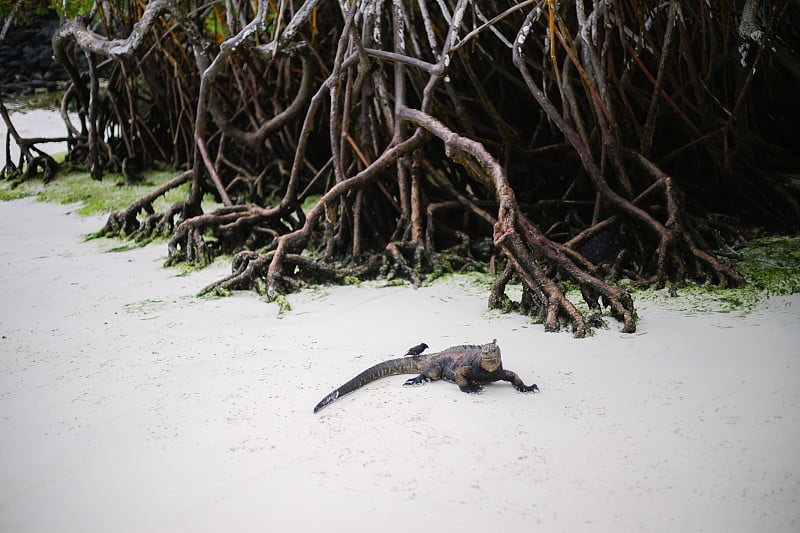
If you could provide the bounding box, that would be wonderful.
[404,342,428,356]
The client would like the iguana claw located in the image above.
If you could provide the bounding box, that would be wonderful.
[404,375,429,386]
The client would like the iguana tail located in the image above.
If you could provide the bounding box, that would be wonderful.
[313,356,426,413]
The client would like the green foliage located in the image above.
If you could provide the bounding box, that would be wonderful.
[481,235,800,322]
[737,236,800,296]
[626,236,800,315]
[203,8,228,41]
[0,181,32,201]
[0,169,189,215]
[342,275,361,287]
[300,194,322,215]
[0,0,93,21]
[51,0,94,19]
[0,0,49,21]
[272,293,292,315]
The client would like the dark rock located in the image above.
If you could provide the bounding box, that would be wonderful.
[578,229,621,265]
[0,13,67,96]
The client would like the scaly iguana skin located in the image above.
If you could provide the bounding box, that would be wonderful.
[313,339,538,413]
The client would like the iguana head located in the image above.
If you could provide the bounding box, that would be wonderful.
[480,339,502,371]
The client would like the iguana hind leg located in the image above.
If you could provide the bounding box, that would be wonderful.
[404,363,443,386]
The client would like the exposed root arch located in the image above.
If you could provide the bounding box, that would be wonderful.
[97,170,192,238]
[624,151,746,288]
[0,100,61,183]
[400,106,635,336]
[35,0,797,340]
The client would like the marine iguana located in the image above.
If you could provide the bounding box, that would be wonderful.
[403,342,428,356]
[313,339,538,413]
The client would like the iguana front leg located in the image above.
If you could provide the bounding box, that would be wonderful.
[454,366,483,393]
[404,363,443,386]
[502,370,539,392]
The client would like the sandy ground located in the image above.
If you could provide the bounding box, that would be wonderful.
[0,198,798,532]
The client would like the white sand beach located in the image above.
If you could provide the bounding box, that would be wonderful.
[0,197,798,532]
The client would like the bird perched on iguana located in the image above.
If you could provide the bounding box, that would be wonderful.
[313,339,538,413]
[403,342,428,356]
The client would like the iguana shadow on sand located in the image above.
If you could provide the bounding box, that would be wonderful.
[314,339,538,413]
